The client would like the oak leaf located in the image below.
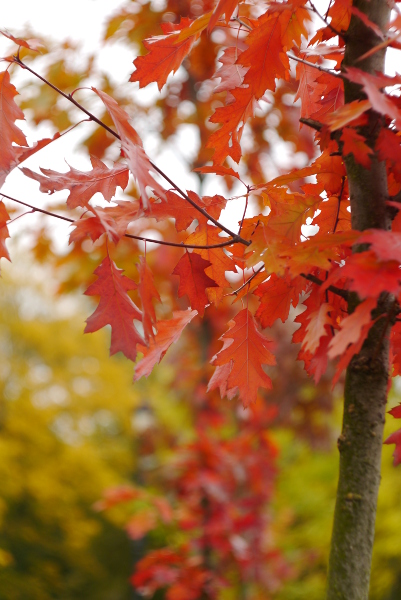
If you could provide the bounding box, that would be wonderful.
[134,310,198,380]
[130,14,211,91]
[0,201,11,263]
[172,251,218,316]
[0,70,27,188]
[93,87,166,208]
[340,127,373,168]
[84,256,143,362]
[210,309,276,406]
[21,157,129,209]
[328,298,376,360]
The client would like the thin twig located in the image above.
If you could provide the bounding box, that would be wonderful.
[299,117,324,131]
[308,0,343,38]
[1,193,238,250]
[300,272,349,300]
[333,176,346,234]
[12,56,251,247]
[231,16,252,31]
[288,53,343,78]
[238,188,250,235]
[233,265,265,295]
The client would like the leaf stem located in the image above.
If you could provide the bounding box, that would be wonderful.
[12,56,251,247]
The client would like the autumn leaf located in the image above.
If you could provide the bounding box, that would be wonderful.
[84,256,143,362]
[322,250,401,299]
[328,298,376,359]
[137,256,161,342]
[384,429,401,466]
[130,14,212,91]
[172,251,218,316]
[340,127,373,168]
[0,201,11,263]
[93,87,166,208]
[210,309,276,406]
[325,99,371,131]
[344,67,401,129]
[134,310,198,380]
[209,0,242,32]
[21,156,129,209]
[303,303,334,355]
[185,223,236,304]
[0,70,27,188]
[255,274,304,328]
[0,30,44,52]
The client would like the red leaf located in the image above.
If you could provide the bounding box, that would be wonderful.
[323,250,401,299]
[340,127,373,168]
[134,310,198,380]
[344,67,401,129]
[0,201,11,263]
[210,309,276,406]
[137,256,161,342]
[84,256,143,362]
[384,429,401,466]
[0,70,27,187]
[303,303,334,354]
[21,156,129,209]
[93,87,166,208]
[0,30,44,51]
[255,274,303,328]
[209,0,241,31]
[172,251,218,316]
[328,298,376,359]
[130,14,211,91]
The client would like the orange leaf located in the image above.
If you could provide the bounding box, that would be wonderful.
[325,99,371,131]
[340,127,373,168]
[303,303,333,354]
[172,251,218,316]
[84,256,143,362]
[0,70,27,187]
[134,310,198,380]
[93,87,166,208]
[21,157,129,209]
[209,0,241,31]
[328,298,376,360]
[0,201,11,264]
[210,309,276,406]
[255,274,304,328]
[130,14,211,91]
[185,223,236,304]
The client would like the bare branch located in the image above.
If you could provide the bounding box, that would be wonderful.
[1,193,239,250]
[288,53,343,78]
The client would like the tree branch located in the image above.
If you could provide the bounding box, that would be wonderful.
[308,0,343,38]
[1,193,239,250]
[12,56,251,247]
[288,53,343,78]
[232,265,265,296]
[300,272,349,300]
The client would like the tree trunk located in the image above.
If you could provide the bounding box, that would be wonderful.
[326,1,392,598]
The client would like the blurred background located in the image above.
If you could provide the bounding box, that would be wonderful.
[1,1,401,598]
